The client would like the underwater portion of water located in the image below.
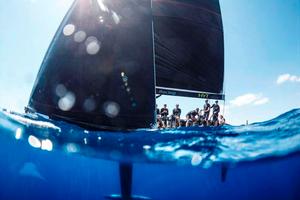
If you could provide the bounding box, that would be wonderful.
[0,108,300,199]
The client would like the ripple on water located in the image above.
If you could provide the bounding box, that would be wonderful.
[1,109,300,168]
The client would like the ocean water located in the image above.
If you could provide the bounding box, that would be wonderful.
[0,108,299,200]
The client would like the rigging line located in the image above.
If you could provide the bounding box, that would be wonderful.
[156,57,184,72]
[155,53,183,69]
[155,37,223,77]
[154,37,185,61]
[155,47,184,67]
[156,43,192,65]
[156,57,221,87]
[156,59,205,84]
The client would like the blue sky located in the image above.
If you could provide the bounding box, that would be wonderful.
[0,0,299,125]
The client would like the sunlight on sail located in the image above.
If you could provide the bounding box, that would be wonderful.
[85,36,101,55]
[63,24,75,36]
[74,31,87,43]
[104,101,120,118]
[97,0,109,12]
[58,92,76,111]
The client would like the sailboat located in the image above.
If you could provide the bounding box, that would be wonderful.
[27,0,224,199]
[28,0,224,131]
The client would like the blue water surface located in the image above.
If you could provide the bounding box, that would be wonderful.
[0,108,299,200]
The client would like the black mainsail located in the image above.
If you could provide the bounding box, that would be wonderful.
[28,0,156,130]
[28,0,224,130]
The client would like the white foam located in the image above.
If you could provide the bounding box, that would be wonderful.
[5,112,61,131]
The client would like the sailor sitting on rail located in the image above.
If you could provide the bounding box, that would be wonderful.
[160,104,169,128]
[156,104,164,128]
[219,115,226,126]
[170,104,181,128]
[186,108,200,127]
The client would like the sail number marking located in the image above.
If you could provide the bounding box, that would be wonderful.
[198,93,209,98]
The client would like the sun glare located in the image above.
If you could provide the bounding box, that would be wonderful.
[56,0,74,9]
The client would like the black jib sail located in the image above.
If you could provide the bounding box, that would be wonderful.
[153,0,224,100]
[28,0,156,130]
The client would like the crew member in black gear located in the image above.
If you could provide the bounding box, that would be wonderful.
[156,104,160,115]
[156,104,163,128]
[203,99,211,122]
[171,104,181,127]
[160,104,169,128]
[219,115,226,126]
[211,100,220,126]
[186,108,199,126]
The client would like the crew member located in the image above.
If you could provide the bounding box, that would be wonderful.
[211,100,220,126]
[156,104,163,128]
[203,99,211,122]
[171,104,181,127]
[186,108,200,126]
[160,104,169,128]
[156,104,160,116]
[219,115,226,126]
